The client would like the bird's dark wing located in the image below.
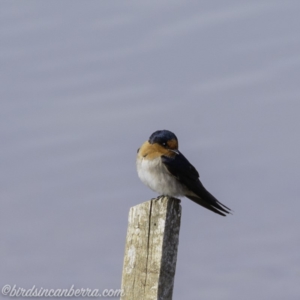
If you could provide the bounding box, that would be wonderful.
[162,152,231,216]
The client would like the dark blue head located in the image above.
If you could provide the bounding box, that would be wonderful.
[148,130,178,149]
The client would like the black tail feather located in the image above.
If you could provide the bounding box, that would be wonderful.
[185,183,231,216]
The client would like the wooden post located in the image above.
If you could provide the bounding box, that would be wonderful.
[121,196,181,300]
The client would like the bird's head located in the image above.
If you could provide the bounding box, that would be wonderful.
[137,130,179,158]
[148,130,178,150]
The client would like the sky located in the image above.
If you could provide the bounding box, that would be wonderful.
[1,1,300,299]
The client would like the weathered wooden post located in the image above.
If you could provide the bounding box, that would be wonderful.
[121,196,181,300]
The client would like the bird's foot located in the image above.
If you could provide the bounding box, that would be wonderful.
[151,195,165,201]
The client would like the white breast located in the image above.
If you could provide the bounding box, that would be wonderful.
[136,155,185,197]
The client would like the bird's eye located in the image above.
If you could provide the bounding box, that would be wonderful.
[162,142,167,147]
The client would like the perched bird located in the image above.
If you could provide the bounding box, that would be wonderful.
[136,130,231,216]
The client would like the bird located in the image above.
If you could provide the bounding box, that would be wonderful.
[136,130,231,216]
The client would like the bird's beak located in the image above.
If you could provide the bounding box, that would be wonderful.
[170,149,179,155]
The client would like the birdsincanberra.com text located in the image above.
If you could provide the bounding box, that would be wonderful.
[2,285,124,298]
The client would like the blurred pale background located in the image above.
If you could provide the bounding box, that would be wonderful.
[1,1,300,299]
